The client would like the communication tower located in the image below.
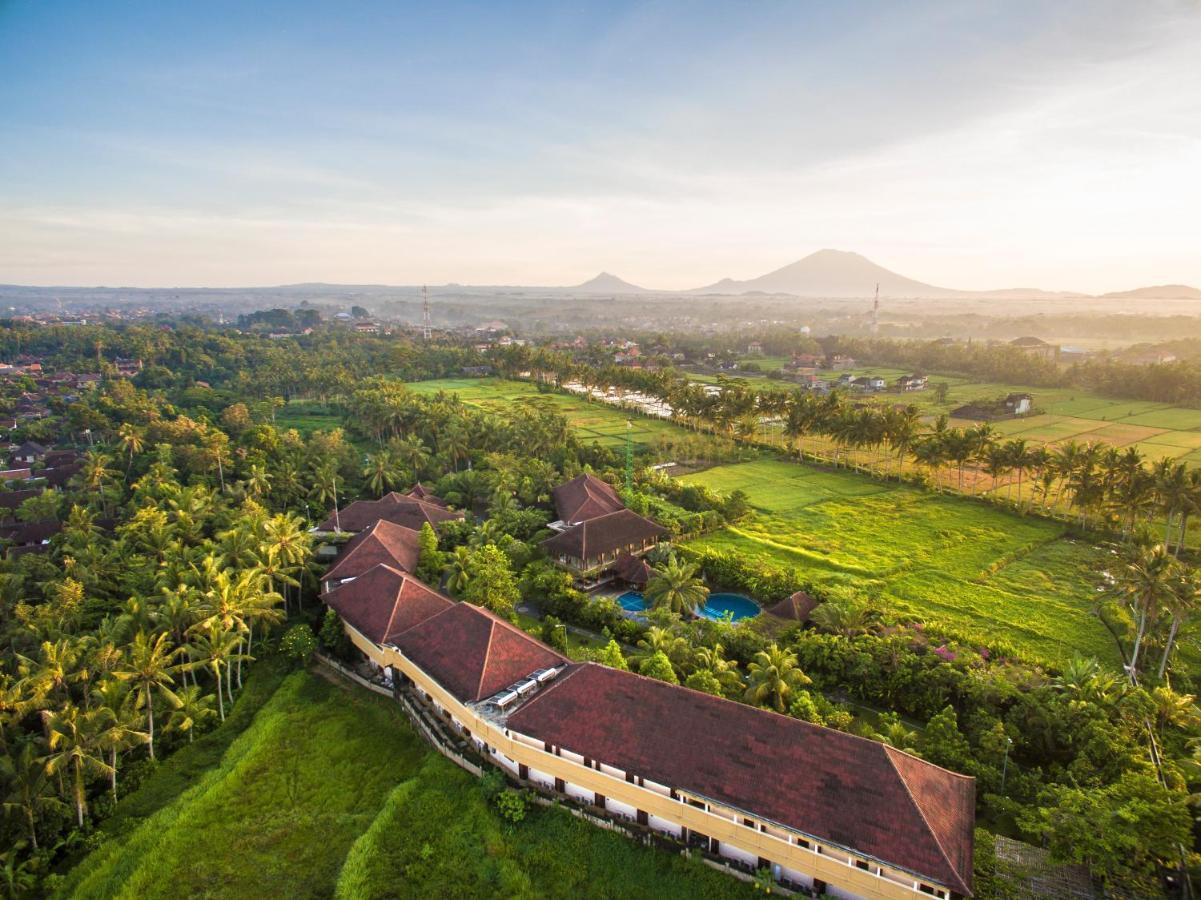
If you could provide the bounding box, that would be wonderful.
[422,285,432,340]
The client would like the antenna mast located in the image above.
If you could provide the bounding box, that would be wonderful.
[421,285,432,340]
[870,283,880,336]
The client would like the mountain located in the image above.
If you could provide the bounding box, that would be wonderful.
[691,249,957,298]
[1099,284,1201,300]
[566,272,650,294]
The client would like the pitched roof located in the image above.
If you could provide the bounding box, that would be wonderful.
[611,550,655,586]
[393,603,567,703]
[541,509,667,562]
[552,473,625,524]
[0,519,61,546]
[0,489,39,511]
[406,483,448,507]
[766,591,819,622]
[11,441,46,457]
[321,564,453,645]
[324,519,421,582]
[318,493,462,532]
[507,664,974,895]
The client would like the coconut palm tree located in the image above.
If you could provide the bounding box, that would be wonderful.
[688,643,742,696]
[111,630,183,760]
[644,556,709,616]
[92,678,148,801]
[186,621,245,722]
[442,546,473,596]
[1117,543,1179,682]
[1159,570,1201,681]
[362,450,403,498]
[810,596,876,637]
[744,644,811,713]
[116,423,145,480]
[391,434,431,477]
[43,703,115,827]
[166,683,218,744]
[0,739,65,850]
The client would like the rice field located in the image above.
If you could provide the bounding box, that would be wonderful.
[681,459,1118,666]
[692,367,1201,465]
[405,377,692,450]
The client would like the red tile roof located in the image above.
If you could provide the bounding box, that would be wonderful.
[320,564,453,645]
[507,664,974,895]
[394,603,567,702]
[324,519,421,583]
[541,509,667,563]
[318,493,462,532]
[552,473,624,524]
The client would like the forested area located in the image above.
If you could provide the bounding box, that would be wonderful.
[1,321,1200,895]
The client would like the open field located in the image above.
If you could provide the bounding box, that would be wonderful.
[691,367,1201,465]
[61,667,751,900]
[681,459,1119,666]
[406,377,693,450]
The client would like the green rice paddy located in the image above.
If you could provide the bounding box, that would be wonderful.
[61,668,750,899]
[405,377,690,450]
[681,459,1118,666]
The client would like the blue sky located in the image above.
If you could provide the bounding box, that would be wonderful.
[1,0,1199,290]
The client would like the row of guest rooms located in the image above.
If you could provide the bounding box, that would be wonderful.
[344,622,956,900]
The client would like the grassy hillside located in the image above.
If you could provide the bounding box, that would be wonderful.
[60,668,755,900]
[682,459,1117,665]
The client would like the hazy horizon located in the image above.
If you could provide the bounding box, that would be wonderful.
[2,1,1200,291]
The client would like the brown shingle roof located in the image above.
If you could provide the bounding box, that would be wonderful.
[406,483,448,507]
[611,551,655,586]
[321,564,453,645]
[318,493,462,532]
[394,603,567,702]
[552,473,625,524]
[766,591,818,622]
[324,519,421,582]
[507,664,974,896]
[541,509,667,563]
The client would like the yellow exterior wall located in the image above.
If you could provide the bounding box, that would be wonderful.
[344,623,954,900]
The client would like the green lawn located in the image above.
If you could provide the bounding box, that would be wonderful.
[61,668,755,900]
[681,459,1117,666]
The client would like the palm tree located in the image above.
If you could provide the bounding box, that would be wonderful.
[1159,570,1201,681]
[167,684,218,743]
[93,678,148,801]
[363,450,403,498]
[0,740,66,850]
[117,423,145,479]
[112,631,183,760]
[186,621,245,722]
[391,434,431,477]
[243,463,272,499]
[1117,543,1179,682]
[261,513,311,611]
[744,644,811,713]
[310,462,341,531]
[644,556,709,616]
[810,596,875,636]
[442,546,473,596]
[43,703,115,827]
[688,644,741,696]
[634,626,691,670]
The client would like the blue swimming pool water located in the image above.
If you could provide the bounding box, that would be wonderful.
[615,590,760,621]
[617,590,647,612]
[698,593,761,621]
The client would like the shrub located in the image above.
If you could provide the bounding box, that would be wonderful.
[279,623,317,664]
[495,789,527,825]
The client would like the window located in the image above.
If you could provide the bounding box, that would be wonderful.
[855,860,869,871]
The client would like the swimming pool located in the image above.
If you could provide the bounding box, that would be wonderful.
[615,590,760,621]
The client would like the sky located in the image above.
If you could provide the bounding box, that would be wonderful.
[1,0,1199,292]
